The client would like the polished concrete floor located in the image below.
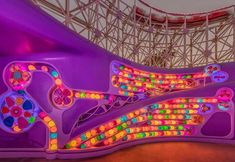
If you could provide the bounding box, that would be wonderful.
[2,142,235,162]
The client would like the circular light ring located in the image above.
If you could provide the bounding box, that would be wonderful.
[50,86,74,108]
[204,64,220,76]
[210,71,229,83]
[216,87,234,102]
[4,63,31,90]
[0,91,39,133]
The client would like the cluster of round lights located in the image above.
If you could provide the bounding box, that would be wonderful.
[204,64,220,76]
[1,61,232,152]
[111,62,209,96]
[113,62,206,79]
[216,88,234,111]
[81,126,192,148]
[74,91,115,101]
[2,62,59,151]
[153,109,198,115]
[5,63,31,90]
[66,87,233,150]
[65,94,220,149]
[5,62,124,110]
[123,130,188,141]
[51,87,74,108]
[0,91,39,133]
[39,112,58,151]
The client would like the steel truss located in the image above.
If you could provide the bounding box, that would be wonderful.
[32,0,235,68]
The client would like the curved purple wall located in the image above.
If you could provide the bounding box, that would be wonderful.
[0,0,235,159]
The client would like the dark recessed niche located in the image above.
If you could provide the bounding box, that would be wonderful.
[201,112,231,137]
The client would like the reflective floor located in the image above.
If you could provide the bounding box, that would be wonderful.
[2,142,235,162]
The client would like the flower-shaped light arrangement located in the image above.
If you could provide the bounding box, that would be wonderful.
[5,63,31,90]
[51,87,74,108]
[0,91,39,133]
